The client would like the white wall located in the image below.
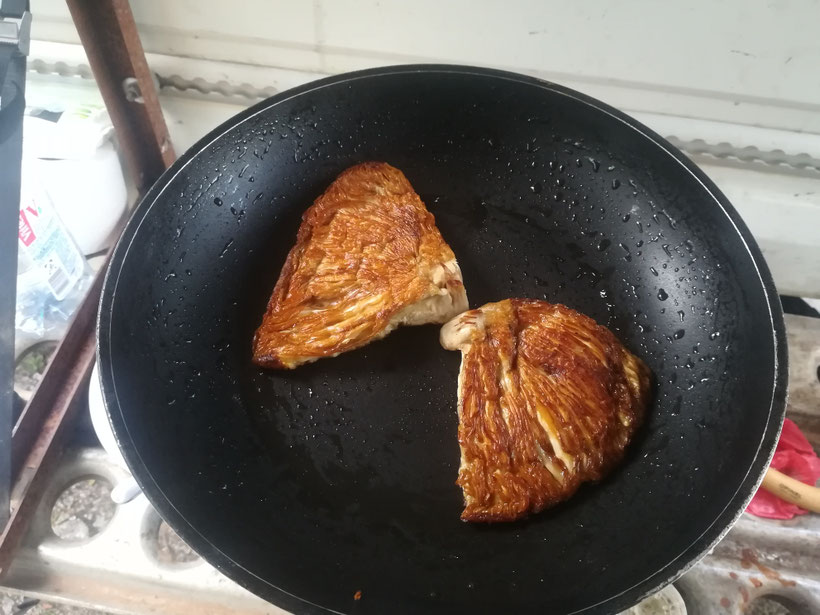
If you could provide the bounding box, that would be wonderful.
[26,0,820,296]
[31,0,820,133]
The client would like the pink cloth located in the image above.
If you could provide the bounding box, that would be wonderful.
[747,419,820,519]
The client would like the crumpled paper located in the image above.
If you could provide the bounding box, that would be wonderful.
[747,419,820,519]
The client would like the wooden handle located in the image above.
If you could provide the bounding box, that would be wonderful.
[761,468,820,514]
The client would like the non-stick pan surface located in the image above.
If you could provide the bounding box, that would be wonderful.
[98,66,786,615]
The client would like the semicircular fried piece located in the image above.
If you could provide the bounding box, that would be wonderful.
[440,299,651,522]
[253,162,468,369]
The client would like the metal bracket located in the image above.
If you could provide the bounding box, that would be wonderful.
[122,76,144,103]
[0,10,30,56]
[65,0,175,194]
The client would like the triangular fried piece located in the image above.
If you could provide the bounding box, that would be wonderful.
[253,162,468,369]
[440,299,651,522]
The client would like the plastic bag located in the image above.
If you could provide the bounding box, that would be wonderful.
[747,419,820,519]
[15,161,92,358]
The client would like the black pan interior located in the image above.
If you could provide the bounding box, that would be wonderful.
[98,66,786,615]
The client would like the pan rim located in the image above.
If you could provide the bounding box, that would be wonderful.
[97,63,788,615]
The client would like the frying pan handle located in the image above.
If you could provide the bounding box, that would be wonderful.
[761,468,820,514]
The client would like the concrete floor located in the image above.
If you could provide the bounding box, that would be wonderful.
[0,592,111,615]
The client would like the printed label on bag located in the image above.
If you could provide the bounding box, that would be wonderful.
[18,206,38,247]
[18,190,84,301]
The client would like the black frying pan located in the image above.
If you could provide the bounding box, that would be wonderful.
[98,65,787,615]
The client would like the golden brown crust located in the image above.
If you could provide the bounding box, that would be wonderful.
[253,162,466,369]
[443,299,652,522]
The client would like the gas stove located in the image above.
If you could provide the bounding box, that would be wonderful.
[1,313,817,615]
[5,30,819,612]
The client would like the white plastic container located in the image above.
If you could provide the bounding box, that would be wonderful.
[23,107,127,255]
